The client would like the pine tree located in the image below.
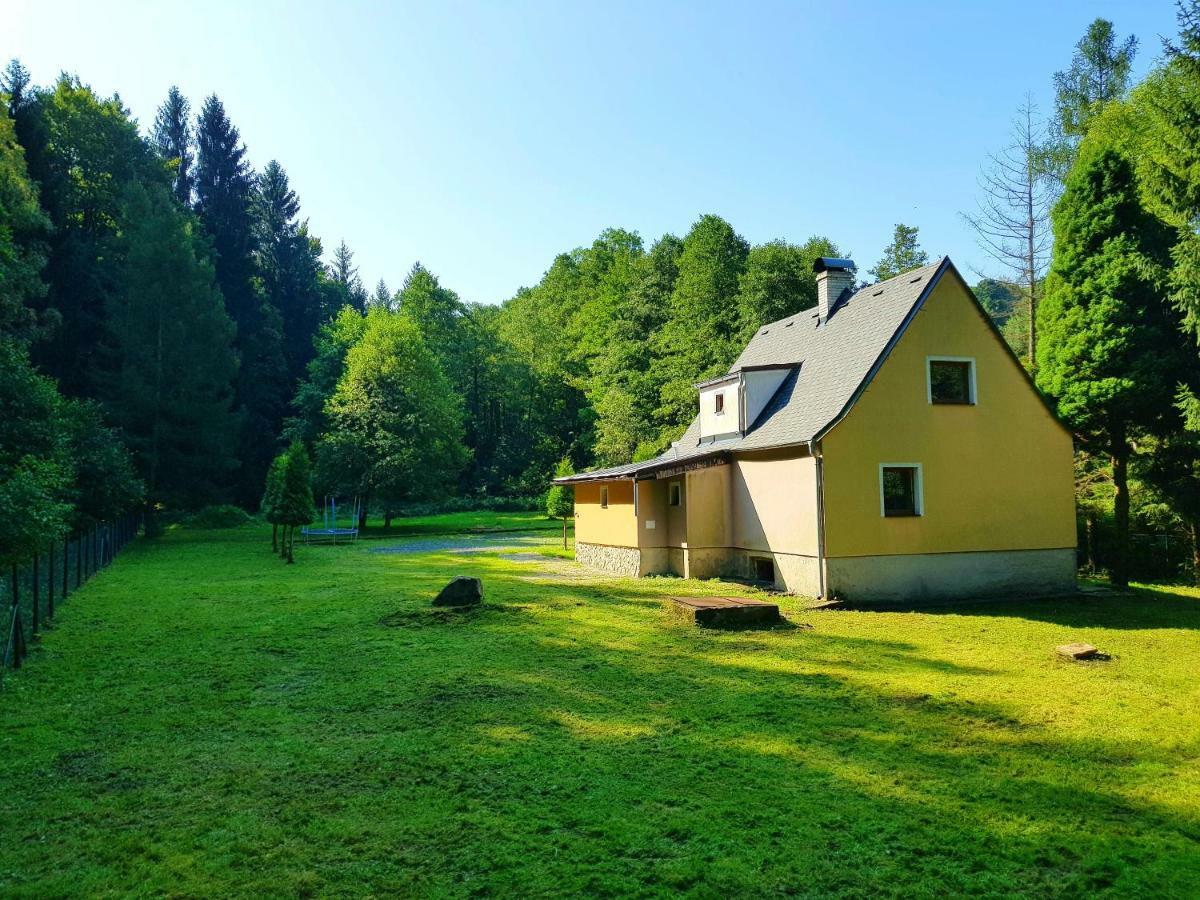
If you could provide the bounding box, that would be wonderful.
[152,86,193,205]
[99,182,239,521]
[869,224,929,282]
[546,457,574,549]
[1036,148,1186,587]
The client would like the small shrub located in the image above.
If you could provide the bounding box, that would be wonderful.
[184,505,255,529]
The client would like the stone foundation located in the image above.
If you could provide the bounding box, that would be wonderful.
[575,542,642,577]
[825,547,1077,603]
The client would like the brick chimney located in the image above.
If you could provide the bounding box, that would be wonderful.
[813,257,857,324]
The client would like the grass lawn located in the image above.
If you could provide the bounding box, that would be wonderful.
[1,521,1198,897]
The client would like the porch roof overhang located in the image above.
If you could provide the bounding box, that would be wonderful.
[552,449,732,484]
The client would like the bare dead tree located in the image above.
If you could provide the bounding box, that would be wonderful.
[962,95,1055,368]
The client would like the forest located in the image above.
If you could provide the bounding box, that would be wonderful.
[4,4,1200,587]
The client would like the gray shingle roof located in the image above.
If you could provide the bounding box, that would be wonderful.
[557,258,951,483]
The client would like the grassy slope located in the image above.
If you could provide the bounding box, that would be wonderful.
[1,523,1198,897]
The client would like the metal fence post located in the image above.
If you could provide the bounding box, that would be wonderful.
[31,553,39,635]
[10,564,21,669]
[47,542,55,620]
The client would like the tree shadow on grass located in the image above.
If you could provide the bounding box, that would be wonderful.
[860,584,1200,631]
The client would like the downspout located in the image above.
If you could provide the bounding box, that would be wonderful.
[809,439,828,599]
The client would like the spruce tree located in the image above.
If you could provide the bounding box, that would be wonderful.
[254,160,326,384]
[194,94,258,330]
[152,86,193,205]
[1036,148,1186,587]
[372,278,392,309]
[99,182,239,520]
[330,240,368,313]
[195,96,289,506]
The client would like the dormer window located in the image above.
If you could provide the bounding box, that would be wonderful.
[714,392,725,415]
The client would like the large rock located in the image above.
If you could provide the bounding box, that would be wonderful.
[1056,642,1102,660]
[432,576,483,607]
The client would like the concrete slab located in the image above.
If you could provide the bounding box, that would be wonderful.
[670,596,782,628]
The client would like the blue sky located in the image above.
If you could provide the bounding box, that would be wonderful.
[4,1,1179,304]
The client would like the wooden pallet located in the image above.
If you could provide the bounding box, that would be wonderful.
[670,595,782,628]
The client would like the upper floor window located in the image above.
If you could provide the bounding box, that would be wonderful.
[927,357,976,405]
[600,486,609,509]
[669,482,681,507]
[714,392,725,415]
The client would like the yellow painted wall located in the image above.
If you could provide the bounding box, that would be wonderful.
[574,480,638,547]
[636,479,669,546]
[685,466,731,548]
[821,272,1076,558]
[731,449,819,556]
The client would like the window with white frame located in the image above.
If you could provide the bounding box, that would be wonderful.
[880,464,923,517]
[714,392,725,415]
[927,357,976,405]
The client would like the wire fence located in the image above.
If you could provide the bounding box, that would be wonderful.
[2,511,142,674]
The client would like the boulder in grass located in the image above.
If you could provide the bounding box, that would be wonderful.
[1057,642,1102,660]
[432,576,483,607]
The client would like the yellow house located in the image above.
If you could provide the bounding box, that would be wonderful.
[555,257,1077,602]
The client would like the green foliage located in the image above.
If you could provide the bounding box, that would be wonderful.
[0,338,71,565]
[316,308,467,510]
[278,441,314,528]
[869,223,928,282]
[546,457,574,520]
[261,454,286,525]
[60,397,143,528]
[1035,149,1183,439]
[184,504,254,529]
[973,278,1021,325]
[736,236,842,341]
[653,215,749,435]
[0,104,49,340]
[98,181,239,511]
[17,74,162,396]
[285,305,368,445]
